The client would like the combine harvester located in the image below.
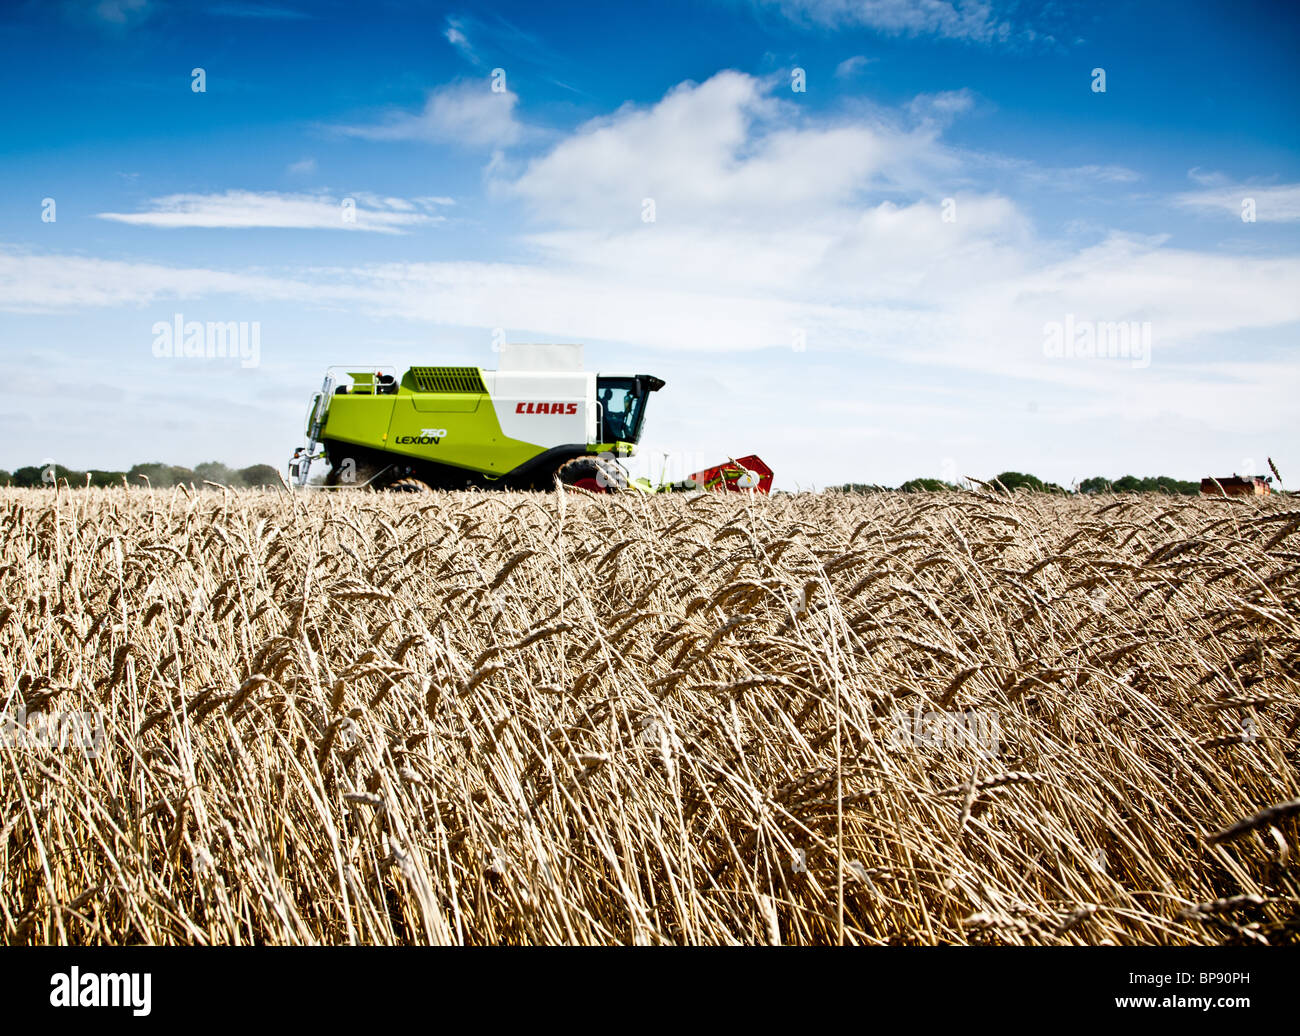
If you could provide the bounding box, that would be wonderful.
[288,344,772,495]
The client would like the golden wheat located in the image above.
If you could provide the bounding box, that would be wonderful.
[1,485,1297,945]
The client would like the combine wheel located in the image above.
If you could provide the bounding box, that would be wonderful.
[556,455,628,493]
[387,477,432,494]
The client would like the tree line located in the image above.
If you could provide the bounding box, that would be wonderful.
[0,461,282,489]
[833,472,1203,495]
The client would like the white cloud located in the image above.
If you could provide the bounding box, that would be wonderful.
[834,55,876,78]
[907,88,976,125]
[96,190,447,233]
[1175,181,1300,223]
[286,157,317,175]
[335,79,523,149]
[1187,167,1230,187]
[506,71,952,228]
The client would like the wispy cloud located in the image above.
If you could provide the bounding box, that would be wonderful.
[206,2,311,18]
[64,0,154,30]
[907,88,976,125]
[966,152,1142,191]
[1174,178,1300,223]
[96,190,448,233]
[444,16,481,66]
[440,12,554,66]
[834,54,876,78]
[751,0,1014,43]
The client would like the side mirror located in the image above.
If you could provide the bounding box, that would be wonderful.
[305,392,322,437]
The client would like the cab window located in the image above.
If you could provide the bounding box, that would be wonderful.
[595,377,644,443]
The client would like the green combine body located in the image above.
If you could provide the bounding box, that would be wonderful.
[289,358,664,492]
[290,347,773,494]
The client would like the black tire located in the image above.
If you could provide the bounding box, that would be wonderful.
[387,477,431,494]
[555,455,628,493]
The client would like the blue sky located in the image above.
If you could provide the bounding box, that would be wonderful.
[1,0,1297,489]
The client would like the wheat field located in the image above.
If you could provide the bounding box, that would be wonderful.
[1,485,1298,945]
